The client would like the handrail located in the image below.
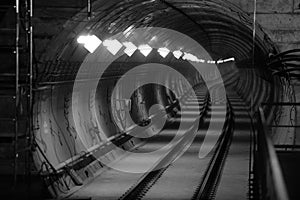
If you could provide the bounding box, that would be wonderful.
[254,107,289,200]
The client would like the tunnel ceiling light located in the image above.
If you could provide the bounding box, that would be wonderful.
[138,44,152,57]
[123,42,137,57]
[103,39,123,55]
[77,35,102,53]
[157,47,170,58]
[183,52,199,62]
[173,50,183,59]
[223,57,235,62]
[217,60,224,64]
[198,59,205,63]
[182,52,188,60]
[207,60,216,64]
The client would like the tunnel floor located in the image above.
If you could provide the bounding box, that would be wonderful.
[64,86,251,200]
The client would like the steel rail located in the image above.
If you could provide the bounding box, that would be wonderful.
[118,88,210,200]
[192,100,234,200]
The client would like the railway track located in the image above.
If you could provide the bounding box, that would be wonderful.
[118,85,234,200]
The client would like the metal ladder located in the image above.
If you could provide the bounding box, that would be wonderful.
[0,0,33,187]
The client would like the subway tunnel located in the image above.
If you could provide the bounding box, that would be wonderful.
[0,0,299,199]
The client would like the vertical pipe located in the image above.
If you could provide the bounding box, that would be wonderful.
[87,0,91,20]
[252,0,257,60]
[14,0,20,186]
[27,0,33,183]
[29,0,33,142]
[251,0,257,115]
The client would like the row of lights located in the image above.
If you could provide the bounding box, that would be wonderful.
[77,35,235,64]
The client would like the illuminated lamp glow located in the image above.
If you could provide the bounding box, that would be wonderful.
[173,50,183,59]
[138,44,153,57]
[77,35,102,53]
[103,39,123,55]
[123,42,137,57]
[198,59,205,63]
[157,47,170,58]
[207,60,216,64]
[223,57,235,62]
[183,52,199,62]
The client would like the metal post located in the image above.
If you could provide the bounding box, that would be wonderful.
[26,0,33,180]
[14,0,20,186]
[29,0,33,155]
[252,0,256,63]
[87,0,91,19]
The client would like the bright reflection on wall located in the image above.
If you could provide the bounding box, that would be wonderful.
[138,44,153,57]
[157,47,170,58]
[77,35,102,53]
[123,25,134,37]
[123,42,137,57]
[103,39,123,55]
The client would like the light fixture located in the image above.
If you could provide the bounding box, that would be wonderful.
[157,47,170,58]
[103,39,123,55]
[173,50,183,59]
[183,52,199,62]
[198,59,205,63]
[77,35,102,53]
[123,42,137,57]
[223,57,235,62]
[207,60,216,64]
[138,44,152,57]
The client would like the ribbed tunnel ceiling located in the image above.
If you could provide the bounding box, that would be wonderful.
[40,0,276,79]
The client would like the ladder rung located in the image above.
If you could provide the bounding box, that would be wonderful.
[0,5,12,8]
[0,118,15,121]
[0,73,17,77]
[0,94,15,98]
[0,46,25,53]
[271,125,300,128]
[262,102,300,106]
[0,133,26,138]
[17,146,32,153]
[0,45,24,49]
[0,135,26,143]
[0,118,27,121]
[275,144,300,149]
[0,28,16,33]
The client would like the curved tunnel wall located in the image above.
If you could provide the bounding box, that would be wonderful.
[31,0,283,197]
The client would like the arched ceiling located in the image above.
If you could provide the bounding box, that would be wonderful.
[39,0,277,83]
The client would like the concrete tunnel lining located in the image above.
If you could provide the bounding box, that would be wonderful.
[31,0,282,196]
